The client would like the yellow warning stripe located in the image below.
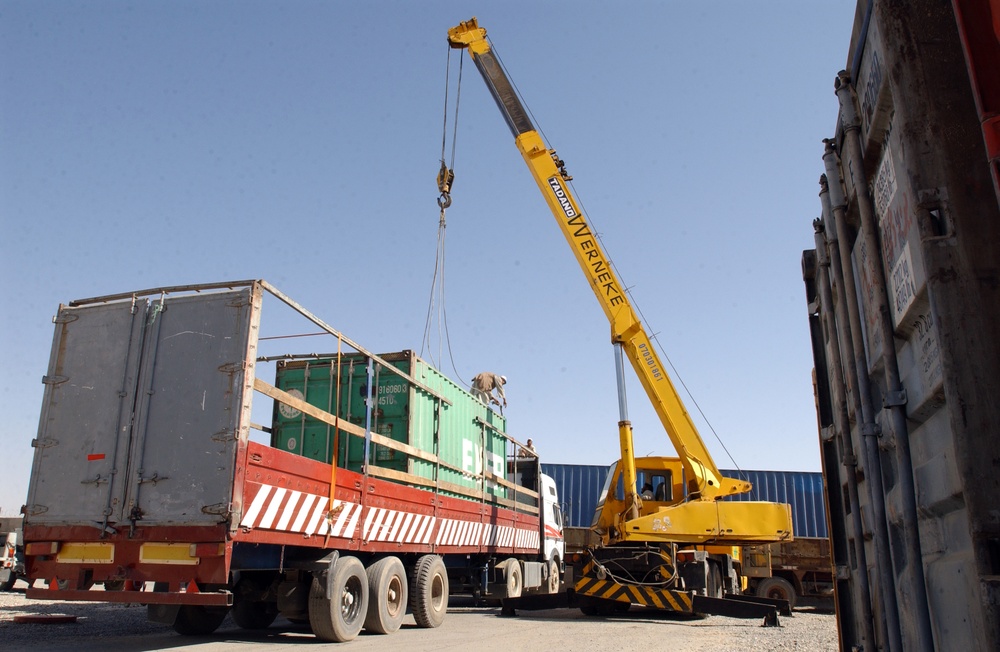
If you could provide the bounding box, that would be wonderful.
[575,573,693,613]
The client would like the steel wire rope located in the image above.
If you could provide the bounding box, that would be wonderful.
[490,38,747,483]
[421,45,469,387]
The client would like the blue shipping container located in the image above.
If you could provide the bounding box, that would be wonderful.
[542,463,828,539]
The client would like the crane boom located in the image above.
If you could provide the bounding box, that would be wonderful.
[448,18,748,502]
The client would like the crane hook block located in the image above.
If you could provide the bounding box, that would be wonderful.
[437,161,454,195]
[437,161,455,209]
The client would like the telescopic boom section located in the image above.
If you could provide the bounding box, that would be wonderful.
[448,18,750,500]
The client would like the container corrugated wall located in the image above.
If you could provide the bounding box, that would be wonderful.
[273,351,508,497]
[721,470,827,539]
[802,3,1000,650]
[540,463,609,528]
[542,463,827,538]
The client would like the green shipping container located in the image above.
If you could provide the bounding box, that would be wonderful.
[270,351,508,498]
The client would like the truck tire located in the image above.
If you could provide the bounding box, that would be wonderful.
[410,554,448,628]
[579,596,617,617]
[707,562,723,599]
[756,576,797,610]
[231,576,279,630]
[364,556,407,634]
[309,556,368,642]
[232,597,278,630]
[546,557,560,594]
[172,605,229,636]
[504,558,522,598]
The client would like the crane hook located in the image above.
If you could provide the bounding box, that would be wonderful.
[437,160,455,209]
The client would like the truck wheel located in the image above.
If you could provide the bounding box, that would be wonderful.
[410,554,448,628]
[545,558,560,594]
[308,556,368,642]
[0,571,17,592]
[172,605,229,636]
[364,556,407,634]
[231,576,279,630]
[579,596,616,617]
[504,559,522,598]
[707,562,723,599]
[756,576,797,610]
[232,595,279,630]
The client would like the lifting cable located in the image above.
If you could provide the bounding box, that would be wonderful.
[421,45,467,386]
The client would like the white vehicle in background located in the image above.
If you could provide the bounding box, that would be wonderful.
[1,520,25,591]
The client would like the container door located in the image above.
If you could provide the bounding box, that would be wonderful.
[25,299,148,527]
[122,289,256,526]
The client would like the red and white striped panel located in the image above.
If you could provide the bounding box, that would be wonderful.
[241,483,540,550]
[361,507,437,545]
[240,484,362,539]
[437,520,540,550]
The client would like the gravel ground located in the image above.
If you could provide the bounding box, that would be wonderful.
[0,580,838,651]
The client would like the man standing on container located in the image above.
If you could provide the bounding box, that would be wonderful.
[471,372,506,408]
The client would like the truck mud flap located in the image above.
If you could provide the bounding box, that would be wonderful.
[691,594,782,626]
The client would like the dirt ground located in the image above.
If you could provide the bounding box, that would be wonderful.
[0,581,838,651]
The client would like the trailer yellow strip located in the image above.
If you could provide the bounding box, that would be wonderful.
[56,542,114,564]
[139,543,199,566]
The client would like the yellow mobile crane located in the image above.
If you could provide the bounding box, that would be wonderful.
[448,18,793,619]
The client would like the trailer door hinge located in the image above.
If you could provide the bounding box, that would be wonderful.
[31,437,59,449]
[202,502,232,517]
[218,361,247,374]
[212,428,238,442]
[24,504,49,516]
[53,312,80,324]
[42,375,69,386]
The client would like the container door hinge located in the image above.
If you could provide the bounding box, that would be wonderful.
[24,504,49,516]
[31,437,59,449]
[227,295,251,308]
[218,361,247,374]
[820,426,836,442]
[883,389,907,408]
[53,312,80,324]
[835,564,851,580]
[42,375,69,386]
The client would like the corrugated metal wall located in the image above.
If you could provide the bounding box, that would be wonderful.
[541,463,608,530]
[723,470,827,539]
[801,3,1000,650]
[542,463,827,538]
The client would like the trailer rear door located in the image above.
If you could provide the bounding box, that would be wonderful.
[25,288,258,530]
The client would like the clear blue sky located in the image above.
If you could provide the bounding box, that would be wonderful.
[0,1,857,515]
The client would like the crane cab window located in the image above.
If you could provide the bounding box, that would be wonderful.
[612,469,673,502]
[639,470,671,502]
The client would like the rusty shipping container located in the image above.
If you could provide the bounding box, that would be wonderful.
[802,2,1000,651]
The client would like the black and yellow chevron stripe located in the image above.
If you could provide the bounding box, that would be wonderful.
[574,559,685,610]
